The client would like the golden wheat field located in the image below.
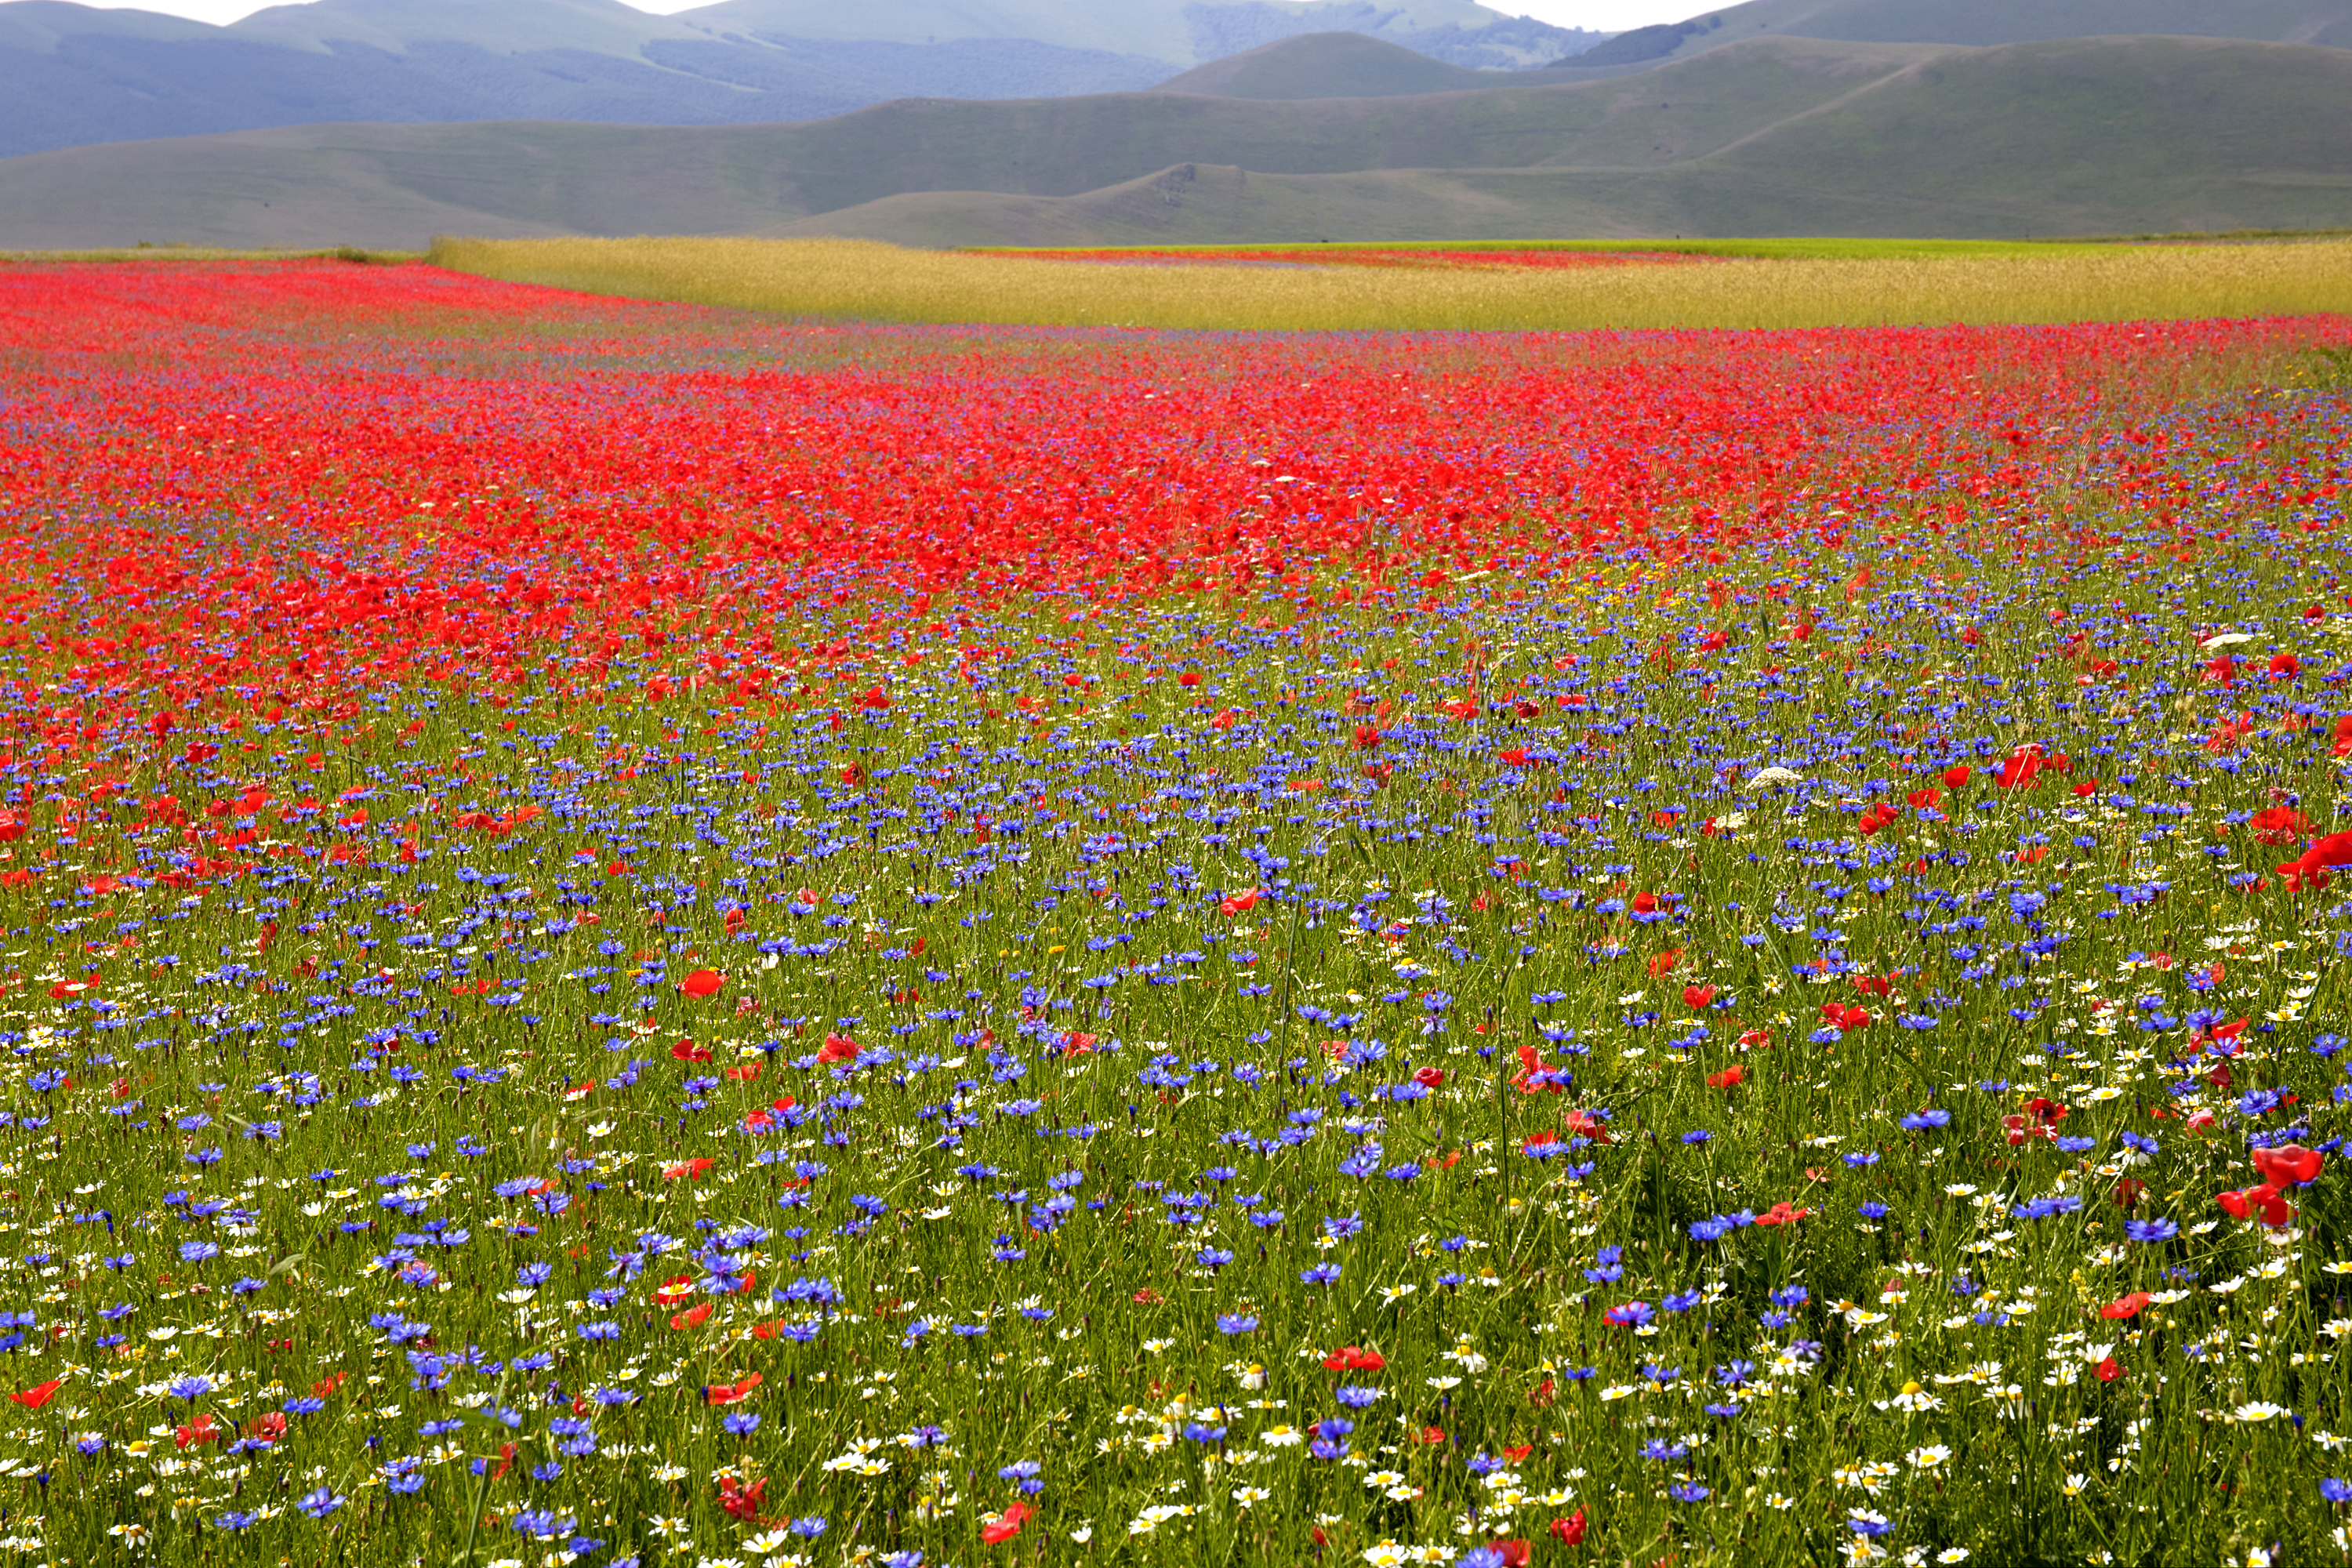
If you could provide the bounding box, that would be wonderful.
[426,234,2352,332]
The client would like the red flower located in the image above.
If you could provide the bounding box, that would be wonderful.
[680,968,724,998]
[652,1274,696,1307]
[1755,1201,1810,1226]
[662,1157,716,1181]
[9,1378,61,1410]
[980,1500,1036,1545]
[2092,1356,2123,1382]
[2099,1291,2153,1320]
[703,1371,764,1406]
[670,1302,713,1331]
[1218,889,1261,916]
[1512,1044,1566,1094]
[717,1473,768,1522]
[1942,765,1970,789]
[1706,1065,1744,1090]
[2252,1143,2324,1188]
[670,1039,713,1063]
[1497,746,1532,768]
[1412,1066,1445,1089]
[176,1413,224,1449]
[1681,984,1716,1010]
[249,1410,289,1445]
[2252,805,2312,845]
[1550,1509,1588,1546]
[2217,1184,2296,1227]
[816,1032,860,1065]
[1320,1345,1385,1373]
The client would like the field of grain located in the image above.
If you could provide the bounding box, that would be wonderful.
[428,234,2352,332]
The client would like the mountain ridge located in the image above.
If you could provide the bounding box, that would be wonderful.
[1,33,2346,250]
[0,0,1606,158]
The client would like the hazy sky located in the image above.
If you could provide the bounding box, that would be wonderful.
[49,0,1694,33]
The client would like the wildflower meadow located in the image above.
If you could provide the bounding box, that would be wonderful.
[0,257,2350,1568]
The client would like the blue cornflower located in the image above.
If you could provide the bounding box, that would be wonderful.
[1300,1263,1341,1286]
[297,1486,347,1519]
[2126,1217,2179,1242]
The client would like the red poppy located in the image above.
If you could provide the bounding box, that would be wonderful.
[2278,828,2352,891]
[2218,1184,2296,1227]
[670,1039,713,1063]
[1755,1201,1810,1226]
[1551,1509,1588,1545]
[1218,889,1261,916]
[1563,1108,1613,1145]
[175,1413,224,1449]
[1497,746,1532,768]
[2252,805,2312,845]
[2092,1356,2123,1382]
[1511,1044,1565,1094]
[2099,1291,2153,1319]
[9,1379,61,1410]
[670,1302,713,1331]
[980,1500,1036,1545]
[662,1158,717,1181]
[1706,1065,1744,1090]
[1412,1065,1445,1088]
[2252,1143,2325,1187]
[1321,1345,1385,1373]
[249,1410,289,1445]
[703,1371,764,1406]
[1942,765,1970,789]
[312,1370,347,1399]
[717,1473,768,1522]
[680,968,724,998]
[1681,984,1716,1010]
[816,1032,860,1065]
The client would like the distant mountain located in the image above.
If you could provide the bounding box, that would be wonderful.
[1564,0,2352,66]
[680,0,1604,70]
[2,34,2346,249]
[0,0,1606,158]
[1152,31,1608,98]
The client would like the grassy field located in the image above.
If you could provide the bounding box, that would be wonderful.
[6,258,2352,1565]
[427,232,2352,332]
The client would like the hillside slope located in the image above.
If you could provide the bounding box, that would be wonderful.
[0,34,1952,248]
[0,0,1602,159]
[0,34,2346,249]
[1573,0,2352,66]
[786,34,2352,242]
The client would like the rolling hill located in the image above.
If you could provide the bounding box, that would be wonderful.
[1570,0,2352,67]
[1150,31,1623,99]
[0,0,1605,159]
[2,33,2347,250]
